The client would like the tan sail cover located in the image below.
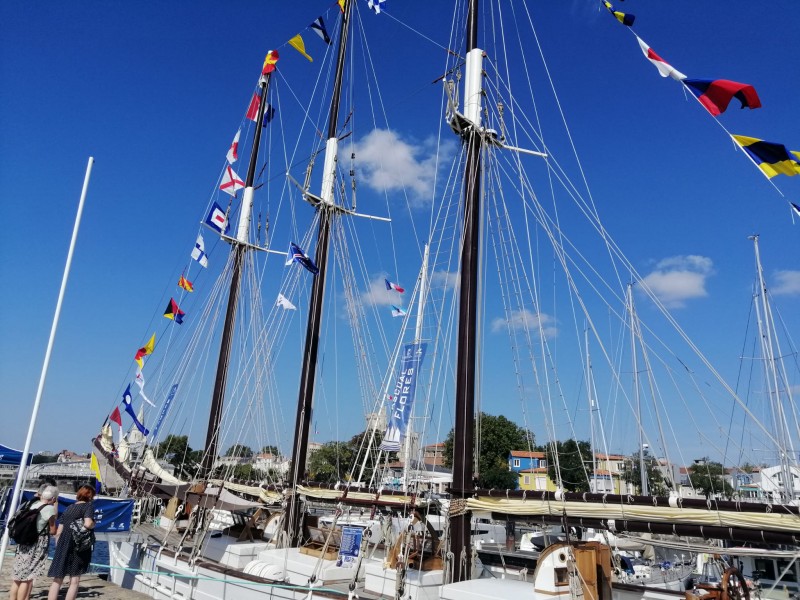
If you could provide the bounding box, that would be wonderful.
[466,496,800,533]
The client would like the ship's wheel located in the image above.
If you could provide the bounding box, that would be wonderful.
[721,567,750,600]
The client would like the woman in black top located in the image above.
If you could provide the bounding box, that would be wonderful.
[47,484,96,600]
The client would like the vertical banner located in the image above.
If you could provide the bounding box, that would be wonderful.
[150,383,178,442]
[379,342,427,452]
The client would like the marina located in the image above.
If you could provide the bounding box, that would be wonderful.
[2,2,800,600]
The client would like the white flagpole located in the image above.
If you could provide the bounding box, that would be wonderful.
[0,157,94,571]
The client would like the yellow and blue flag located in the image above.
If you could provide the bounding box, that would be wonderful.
[732,135,800,178]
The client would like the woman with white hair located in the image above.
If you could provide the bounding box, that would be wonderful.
[9,484,59,600]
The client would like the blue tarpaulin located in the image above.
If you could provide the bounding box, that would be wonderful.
[20,491,133,532]
[0,445,33,466]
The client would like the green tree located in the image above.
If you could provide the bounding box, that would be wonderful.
[623,454,670,496]
[688,459,733,498]
[308,442,355,483]
[546,439,593,492]
[154,434,201,478]
[260,445,279,455]
[443,412,533,489]
[224,444,254,458]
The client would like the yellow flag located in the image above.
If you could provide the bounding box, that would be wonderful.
[289,35,313,62]
[90,453,103,483]
[338,0,345,12]
[134,333,156,368]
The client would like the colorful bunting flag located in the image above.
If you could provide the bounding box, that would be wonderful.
[310,17,331,45]
[385,279,405,293]
[134,334,155,369]
[134,369,155,407]
[276,293,297,310]
[220,165,245,196]
[338,0,345,13]
[178,275,194,292]
[792,202,800,218]
[90,453,103,493]
[226,129,240,164]
[122,384,149,436]
[368,0,386,14]
[683,79,761,117]
[164,298,185,324]
[289,35,313,62]
[205,202,229,234]
[262,50,279,75]
[732,135,800,178]
[285,242,319,274]
[246,93,261,121]
[391,305,407,318]
[109,406,122,427]
[602,1,634,26]
[636,36,686,81]
[192,233,209,268]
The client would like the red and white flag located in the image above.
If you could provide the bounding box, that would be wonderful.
[636,36,686,81]
[246,93,261,121]
[220,165,245,196]
[226,129,240,164]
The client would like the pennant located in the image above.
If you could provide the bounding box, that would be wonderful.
[636,36,686,81]
[385,279,405,293]
[164,298,185,324]
[310,17,331,45]
[391,305,407,318]
[602,1,634,26]
[338,0,345,12]
[134,334,155,369]
[262,50,279,75]
[276,293,297,310]
[732,135,800,178]
[178,275,194,292]
[205,202,229,234]
[192,233,209,268]
[368,0,386,14]
[289,35,313,62]
[122,384,149,436]
[226,129,240,164]
[109,406,123,427]
[792,203,800,218]
[683,79,761,117]
[246,93,261,121]
[135,368,156,407]
[285,242,319,274]
[220,165,245,196]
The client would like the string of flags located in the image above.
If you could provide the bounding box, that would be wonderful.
[600,1,799,218]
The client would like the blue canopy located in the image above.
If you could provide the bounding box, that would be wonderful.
[0,445,32,466]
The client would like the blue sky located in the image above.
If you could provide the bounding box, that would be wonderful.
[1,1,799,466]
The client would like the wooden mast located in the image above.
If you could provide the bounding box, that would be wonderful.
[450,0,482,582]
[284,0,353,545]
[200,66,275,476]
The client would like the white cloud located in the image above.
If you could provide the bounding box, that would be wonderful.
[771,270,800,296]
[349,129,452,203]
[431,270,459,291]
[640,255,714,308]
[362,275,396,307]
[491,309,557,338]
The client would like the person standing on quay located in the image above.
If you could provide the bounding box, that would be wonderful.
[47,485,96,600]
[9,485,60,600]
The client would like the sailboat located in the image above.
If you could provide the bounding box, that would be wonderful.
[86,0,800,599]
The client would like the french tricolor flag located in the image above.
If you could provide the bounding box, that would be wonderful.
[385,279,404,293]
